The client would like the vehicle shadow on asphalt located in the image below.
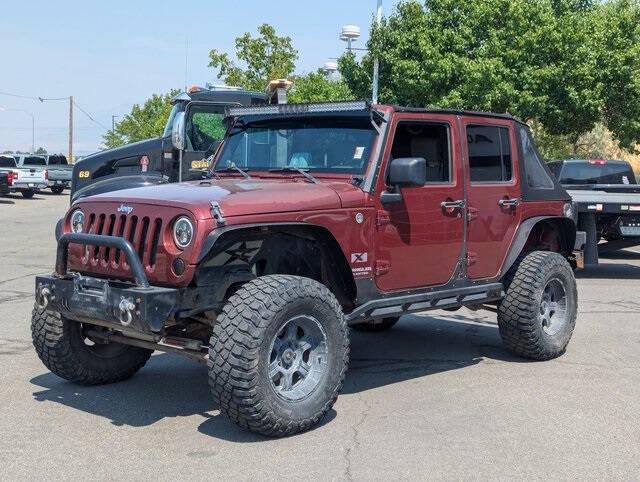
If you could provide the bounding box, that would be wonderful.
[0,199,15,205]
[37,190,69,197]
[29,313,521,442]
[1,193,45,201]
[342,313,521,395]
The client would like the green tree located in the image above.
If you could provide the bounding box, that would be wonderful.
[208,24,298,92]
[288,70,355,103]
[339,0,640,150]
[595,0,640,150]
[102,89,180,149]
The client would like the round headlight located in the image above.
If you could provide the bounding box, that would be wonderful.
[70,210,85,233]
[173,216,194,249]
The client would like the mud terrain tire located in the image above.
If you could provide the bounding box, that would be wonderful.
[498,251,577,360]
[31,305,152,384]
[352,316,400,332]
[208,275,349,437]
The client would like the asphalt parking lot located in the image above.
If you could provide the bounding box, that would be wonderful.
[1,192,639,480]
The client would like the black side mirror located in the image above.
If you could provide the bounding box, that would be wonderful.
[381,157,427,204]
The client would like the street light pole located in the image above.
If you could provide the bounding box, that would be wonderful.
[111,115,119,132]
[372,0,382,104]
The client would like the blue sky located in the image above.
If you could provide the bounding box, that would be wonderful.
[0,0,400,155]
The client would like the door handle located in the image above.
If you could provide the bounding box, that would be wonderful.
[498,198,519,208]
[440,199,466,210]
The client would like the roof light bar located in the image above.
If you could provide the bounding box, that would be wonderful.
[226,101,370,117]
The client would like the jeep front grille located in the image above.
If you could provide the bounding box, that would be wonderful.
[83,212,163,269]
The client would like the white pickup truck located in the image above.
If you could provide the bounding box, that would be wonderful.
[0,155,48,198]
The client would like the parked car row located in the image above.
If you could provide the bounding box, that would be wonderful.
[0,154,72,198]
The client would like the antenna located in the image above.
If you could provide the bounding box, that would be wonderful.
[184,36,189,92]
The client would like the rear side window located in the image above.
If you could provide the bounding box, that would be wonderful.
[466,125,512,182]
[518,126,554,189]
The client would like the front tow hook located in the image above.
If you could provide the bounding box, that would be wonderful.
[117,298,136,326]
[36,284,51,310]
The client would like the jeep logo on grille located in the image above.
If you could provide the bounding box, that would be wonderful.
[117,204,133,215]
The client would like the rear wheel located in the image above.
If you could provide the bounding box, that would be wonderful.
[31,305,152,384]
[352,316,400,332]
[208,275,349,437]
[51,186,64,194]
[21,189,34,198]
[498,251,577,360]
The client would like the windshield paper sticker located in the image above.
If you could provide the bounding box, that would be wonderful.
[353,147,365,160]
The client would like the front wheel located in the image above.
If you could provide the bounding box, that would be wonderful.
[31,306,152,384]
[208,275,349,437]
[498,251,577,360]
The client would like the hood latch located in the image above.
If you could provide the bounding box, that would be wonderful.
[210,201,226,226]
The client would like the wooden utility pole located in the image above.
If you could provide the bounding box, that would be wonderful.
[68,96,73,162]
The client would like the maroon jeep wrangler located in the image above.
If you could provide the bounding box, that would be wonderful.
[33,101,581,436]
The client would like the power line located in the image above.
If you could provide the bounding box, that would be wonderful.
[0,91,38,100]
[73,100,109,130]
[0,91,108,128]
[38,96,69,102]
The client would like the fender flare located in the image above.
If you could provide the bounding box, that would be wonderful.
[500,215,576,278]
[196,221,357,304]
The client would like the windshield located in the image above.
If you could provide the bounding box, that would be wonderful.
[215,118,377,174]
[559,162,637,185]
[23,156,46,166]
[162,104,181,138]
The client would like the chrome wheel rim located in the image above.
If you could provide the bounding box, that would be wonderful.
[268,315,328,401]
[539,278,568,336]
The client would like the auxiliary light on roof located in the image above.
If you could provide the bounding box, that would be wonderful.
[226,101,369,117]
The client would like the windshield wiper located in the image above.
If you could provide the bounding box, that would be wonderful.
[268,167,319,184]
[215,163,251,179]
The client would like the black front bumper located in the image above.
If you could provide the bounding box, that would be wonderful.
[36,233,179,334]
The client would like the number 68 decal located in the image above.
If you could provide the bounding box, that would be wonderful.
[78,170,90,178]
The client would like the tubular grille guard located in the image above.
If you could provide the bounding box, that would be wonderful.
[56,233,149,288]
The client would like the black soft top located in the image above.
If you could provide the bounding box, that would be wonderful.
[391,105,525,124]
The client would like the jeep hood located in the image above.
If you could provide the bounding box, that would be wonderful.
[81,178,365,218]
